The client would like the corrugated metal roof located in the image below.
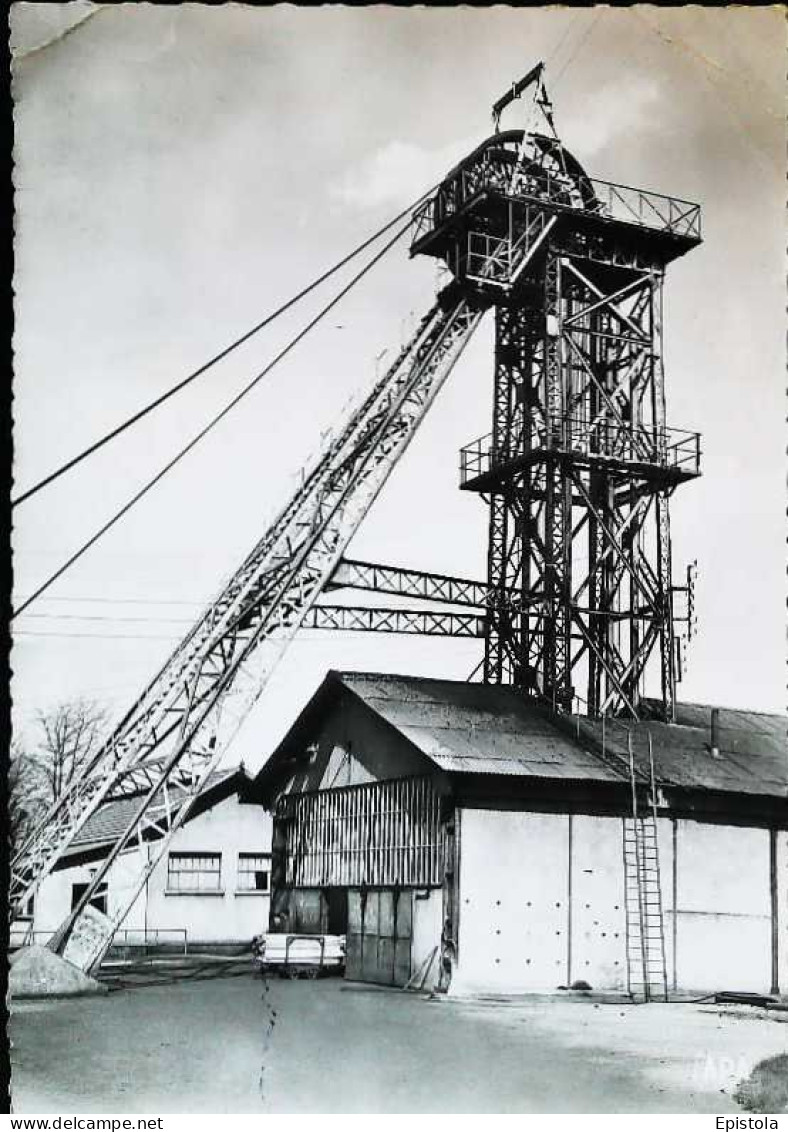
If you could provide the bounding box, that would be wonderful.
[67,766,240,855]
[340,674,624,783]
[339,674,787,798]
[592,702,788,798]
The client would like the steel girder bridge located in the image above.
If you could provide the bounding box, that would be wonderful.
[10,66,702,973]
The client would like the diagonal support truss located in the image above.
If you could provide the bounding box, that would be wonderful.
[11,289,482,969]
[14,103,703,976]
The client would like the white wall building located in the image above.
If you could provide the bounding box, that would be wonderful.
[256,672,788,996]
[26,767,272,953]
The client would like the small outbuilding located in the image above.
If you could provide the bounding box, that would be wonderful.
[22,766,272,956]
[253,670,788,997]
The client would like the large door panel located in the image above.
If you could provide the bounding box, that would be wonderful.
[345,888,413,986]
[346,889,364,979]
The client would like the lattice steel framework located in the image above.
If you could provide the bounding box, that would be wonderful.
[412,128,702,720]
[11,86,703,972]
[10,289,482,968]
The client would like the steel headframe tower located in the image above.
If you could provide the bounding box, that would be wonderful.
[410,71,702,721]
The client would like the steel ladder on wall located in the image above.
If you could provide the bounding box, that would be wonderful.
[623,731,669,1002]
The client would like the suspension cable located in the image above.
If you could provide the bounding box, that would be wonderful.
[12,188,435,509]
[12,219,413,620]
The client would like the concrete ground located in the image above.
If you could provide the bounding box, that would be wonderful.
[10,971,788,1114]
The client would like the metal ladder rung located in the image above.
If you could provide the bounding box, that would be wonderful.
[623,729,668,1004]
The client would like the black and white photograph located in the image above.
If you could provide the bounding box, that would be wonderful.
[6,2,788,1117]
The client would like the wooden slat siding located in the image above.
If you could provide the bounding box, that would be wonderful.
[418,778,425,883]
[324,791,330,885]
[385,786,390,884]
[309,794,317,888]
[396,783,402,876]
[348,787,356,888]
[403,779,411,885]
[430,783,436,883]
[324,791,330,886]
[311,792,317,886]
[397,780,404,885]
[397,781,403,879]
[278,776,444,888]
[412,778,419,886]
[398,783,403,878]
[335,790,342,884]
[410,778,417,886]
[321,790,327,887]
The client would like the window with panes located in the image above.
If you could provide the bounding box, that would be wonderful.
[237,853,271,893]
[167,852,222,892]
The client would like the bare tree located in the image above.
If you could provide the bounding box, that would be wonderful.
[9,699,110,857]
[8,739,46,854]
[29,697,109,805]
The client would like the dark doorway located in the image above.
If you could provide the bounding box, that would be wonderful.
[71,881,108,915]
[325,888,348,936]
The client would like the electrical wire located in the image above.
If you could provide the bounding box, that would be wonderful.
[18,612,197,623]
[11,218,412,621]
[13,595,204,606]
[544,12,584,75]
[553,10,599,88]
[12,188,435,510]
[13,631,191,641]
[12,629,480,644]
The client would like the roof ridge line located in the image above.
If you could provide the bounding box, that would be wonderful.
[643,697,788,722]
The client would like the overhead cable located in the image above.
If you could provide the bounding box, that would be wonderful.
[12,188,435,509]
[12,218,412,620]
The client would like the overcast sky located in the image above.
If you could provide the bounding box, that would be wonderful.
[10,4,786,768]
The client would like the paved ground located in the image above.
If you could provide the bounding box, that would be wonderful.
[10,971,788,1113]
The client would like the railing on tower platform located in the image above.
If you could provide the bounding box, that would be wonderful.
[411,161,701,247]
[459,418,701,487]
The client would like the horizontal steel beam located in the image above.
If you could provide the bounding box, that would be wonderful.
[303,604,485,637]
[328,557,494,608]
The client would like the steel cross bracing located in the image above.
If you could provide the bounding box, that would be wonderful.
[412,128,702,721]
[475,253,689,717]
[10,290,482,966]
[328,558,495,609]
[304,604,484,637]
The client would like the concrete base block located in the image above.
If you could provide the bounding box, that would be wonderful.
[9,944,108,999]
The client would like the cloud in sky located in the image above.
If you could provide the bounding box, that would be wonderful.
[332,75,664,213]
[10,4,786,738]
[330,134,479,211]
[560,76,664,162]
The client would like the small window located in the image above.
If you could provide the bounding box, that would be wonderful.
[167,852,222,892]
[71,881,108,915]
[237,853,271,893]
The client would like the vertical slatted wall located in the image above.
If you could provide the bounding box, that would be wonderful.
[277,776,445,888]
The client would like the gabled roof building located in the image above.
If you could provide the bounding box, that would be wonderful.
[254,671,788,997]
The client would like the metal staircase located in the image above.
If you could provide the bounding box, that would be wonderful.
[623,731,669,1002]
